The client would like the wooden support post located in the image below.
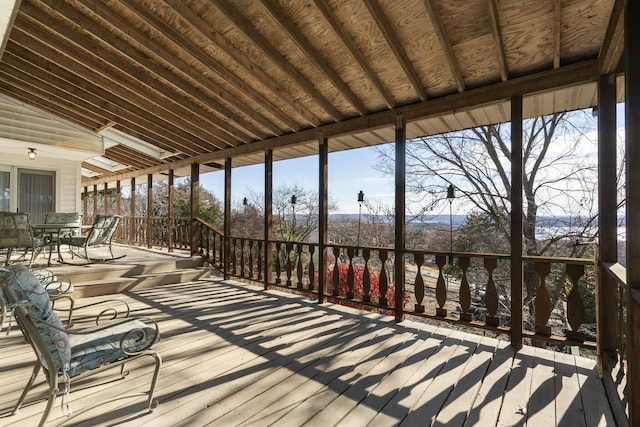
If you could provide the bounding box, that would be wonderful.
[130,177,135,245]
[93,184,98,223]
[168,169,174,252]
[190,163,200,257]
[82,186,88,225]
[598,73,618,356]
[318,134,328,304]
[103,182,108,215]
[394,115,406,323]
[224,157,232,279]
[264,149,273,289]
[115,180,121,240]
[625,2,640,423]
[511,95,523,350]
[147,173,153,249]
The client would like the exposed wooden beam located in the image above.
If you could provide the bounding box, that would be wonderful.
[82,60,599,186]
[164,0,320,128]
[3,46,212,155]
[487,0,508,81]
[364,0,429,101]
[213,0,342,121]
[121,0,298,134]
[599,0,624,74]
[15,5,235,150]
[553,0,561,69]
[45,0,262,143]
[423,0,465,92]
[313,0,395,109]
[258,0,366,116]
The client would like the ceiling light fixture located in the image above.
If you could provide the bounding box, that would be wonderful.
[28,148,37,160]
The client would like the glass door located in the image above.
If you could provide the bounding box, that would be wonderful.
[18,168,56,224]
[0,169,9,212]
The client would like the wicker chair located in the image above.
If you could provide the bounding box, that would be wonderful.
[0,265,161,426]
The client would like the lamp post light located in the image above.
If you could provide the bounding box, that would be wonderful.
[447,184,455,265]
[357,190,364,247]
[290,194,297,240]
[242,197,248,207]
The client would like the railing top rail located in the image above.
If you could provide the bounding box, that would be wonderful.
[523,255,594,265]
[195,217,224,235]
[603,262,627,286]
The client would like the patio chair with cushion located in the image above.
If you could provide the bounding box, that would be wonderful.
[0,265,161,426]
[59,215,122,263]
[0,212,50,267]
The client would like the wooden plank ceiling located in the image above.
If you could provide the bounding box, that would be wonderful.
[0,0,623,185]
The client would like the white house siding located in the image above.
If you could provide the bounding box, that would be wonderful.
[0,151,82,214]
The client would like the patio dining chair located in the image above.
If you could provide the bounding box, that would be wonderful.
[59,215,122,263]
[0,212,50,267]
[0,265,161,426]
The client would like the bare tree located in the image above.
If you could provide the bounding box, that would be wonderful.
[376,110,603,315]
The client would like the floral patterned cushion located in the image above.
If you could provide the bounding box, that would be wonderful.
[68,318,159,377]
[1,265,50,315]
[36,309,71,374]
[0,265,71,374]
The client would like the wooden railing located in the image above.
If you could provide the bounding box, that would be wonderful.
[116,216,191,251]
[121,218,597,350]
[197,227,597,349]
[601,262,628,416]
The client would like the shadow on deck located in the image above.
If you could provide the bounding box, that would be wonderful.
[0,275,617,426]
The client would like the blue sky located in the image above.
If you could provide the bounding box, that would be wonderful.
[198,103,626,216]
[200,145,395,214]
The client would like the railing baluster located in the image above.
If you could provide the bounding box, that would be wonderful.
[459,256,471,321]
[257,241,263,281]
[566,263,586,342]
[308,245,315,291]
[248,240,254,279]
[285,242,293,287]
[332,246,340,296]
[362,249,371,303]
[296,243,304,289]
[436,254,447,317]
[240,239,246,277]
[347,248,355,299]
[275,242,282,284]
[484,258,499,326]
[379,250,388,306]
[534,261,552,336]
[414,253,425,313]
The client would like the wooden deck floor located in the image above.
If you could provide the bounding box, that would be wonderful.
[0,277,617,426]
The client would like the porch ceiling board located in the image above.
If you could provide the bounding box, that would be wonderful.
[0,0,620,185]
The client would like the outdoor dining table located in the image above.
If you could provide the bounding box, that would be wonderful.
[33,223,81,265]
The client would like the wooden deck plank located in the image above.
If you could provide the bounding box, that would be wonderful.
[159,311,386,426]
[0,276,622,427]
[350,323,455,427]
[526,346,558,426]
[278,324,414,427]
[430,336,501,426]
[496,344,536,427]
[465,339,514,426]
[398,330,483,426]
[554,350,587,426]
[573,354,616,427]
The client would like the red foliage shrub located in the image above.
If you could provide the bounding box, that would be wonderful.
[326,262,409,307]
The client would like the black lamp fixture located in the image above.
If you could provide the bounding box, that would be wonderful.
[28,148,37,160]
[242,197,248,206]
[290,194,297,239]
[357,190,364,247]
[447,184,455,265]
